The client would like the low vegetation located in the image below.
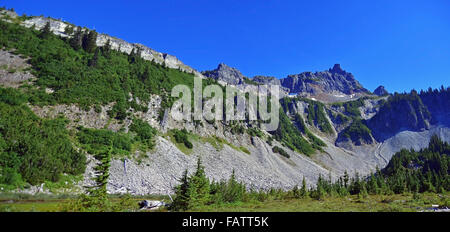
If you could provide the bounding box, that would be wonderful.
[340,119,372,144]
[331,97,367,118]
[76,127,132,158]
[293,114,326,150]
[271,108,316,156]
[0,87,85,189]
[272,146,290,158]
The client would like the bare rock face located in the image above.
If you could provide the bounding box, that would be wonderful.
[280,64,370,100]
[373,85,389,96]
[0,50,34,87]
[201,63,245,85]
[251,75,281,85]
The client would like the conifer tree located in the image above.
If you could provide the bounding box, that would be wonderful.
[343,170,349,188]
[70,27,83,50]
[224,169,244,202]
[82,30,98,53]
[102,39,111,58]
[170,169,190,211]
[368,173,379,195]
[88,48,100,67]
[187,157,210,208]
[39,22,51,39]
[89,145,112,199]
[300,176,308,198]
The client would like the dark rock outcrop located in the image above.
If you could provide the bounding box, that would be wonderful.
[367,92,431,141]
[251,75,281,85]
[419,87,450,125]
[280,64,369,95]
[201,63,245,85]
[374,85,389,96]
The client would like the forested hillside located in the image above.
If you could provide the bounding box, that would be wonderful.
[0,88,85,189]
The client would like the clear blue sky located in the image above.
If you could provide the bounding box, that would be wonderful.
[3,0,450,93]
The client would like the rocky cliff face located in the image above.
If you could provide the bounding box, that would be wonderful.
[251,75,281,85]
[420,88,450,125]
[280,64,370,99]
[201,63,245,85]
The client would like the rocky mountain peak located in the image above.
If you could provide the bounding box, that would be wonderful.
[280,64,369,101]
[373,85,389,96]
[329,64,345,74]
[201,63,245,85]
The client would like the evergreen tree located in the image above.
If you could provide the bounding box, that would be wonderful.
[170,169,190,211]
[300,176,308,198]
[367,173,379,195]
[71,145,113,212]
[102,39,112,58]
[187,157,210,208]
[292,185,300,199]
[313,174,326,200]
[82,29,98,53]
[69,26,83,50]
[89,145,112,198]
[88,48,100,67]
[39,22,51,39]
[224,169,244,202]
[343,170,349,188]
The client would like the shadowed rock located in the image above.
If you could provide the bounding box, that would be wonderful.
[374,85,389,96]
[201,63,245,85]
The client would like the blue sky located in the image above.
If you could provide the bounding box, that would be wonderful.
[3,0,450,93]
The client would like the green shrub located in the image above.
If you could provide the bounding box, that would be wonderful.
[271,108,315,156]
[247,127,264,138]
[76,127,132,157]
[129,118,157,150]
[172,129,193,149]
[239,146,250,155]
[341,119,372,144]
[0,88,85,186]
[272,146,290,158]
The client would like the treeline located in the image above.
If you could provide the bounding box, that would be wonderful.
[419,86,450,117]
[367,90,432,141]
[170,135,448,211]
[381,134,449,193]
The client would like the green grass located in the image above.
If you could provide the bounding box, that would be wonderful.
[239,146,251,155]
[197,135,251,155]
[192,192,449,212]
[0,194,143,212]
[43,174,83,194]
[0,192,447,212]
[166,130,193,155]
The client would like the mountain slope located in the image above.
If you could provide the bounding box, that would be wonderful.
[0,8,449,195]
